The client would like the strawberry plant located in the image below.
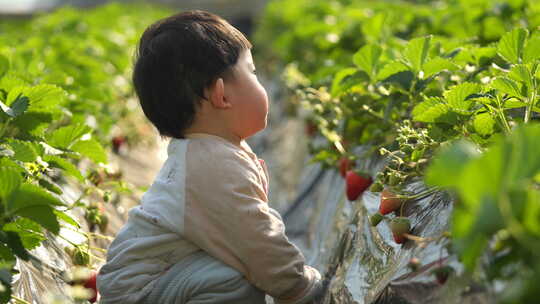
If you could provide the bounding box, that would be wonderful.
[0,3,173,302]
[257,0,540,301]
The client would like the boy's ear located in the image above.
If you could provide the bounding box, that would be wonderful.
[207,78,231,109]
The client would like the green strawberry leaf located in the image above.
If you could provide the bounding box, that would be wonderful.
[0,231,29,261]
[524,189,540,236]
[7,84,67,111]
[353,44,382,79]
[497,28,528,64]
[425,139,481,188]
[2,218,45,251]
[508,64,533,94]
[491,77,522,98]
[11,110,54,136]
[53,209,81,228]
[413,97,453,124]
[376,60,410,81]
[444,82,482,112]
[6,139,38,162]
[43,154,84,182]
[0,168,21,203]
[0,55,8,79]
[0,75,27,93]
[523,35,540,64]
[71,138,107,164]
[423,57,459,79]
[7,182,65,213]
[404,35,432,72]
[0,94,28,118]
[331,67,365,96]
[15,205,60,234]
[0,158,25,175]
[47,124,92,150]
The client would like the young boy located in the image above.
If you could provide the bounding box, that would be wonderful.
[97,10,324,304]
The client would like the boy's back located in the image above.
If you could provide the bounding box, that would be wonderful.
[98,134,322,303]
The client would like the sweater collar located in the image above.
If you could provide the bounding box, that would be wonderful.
[168,133,256,158]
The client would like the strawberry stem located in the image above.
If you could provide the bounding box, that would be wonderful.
[403,232,449,243]
[396,187,439,200]
[397,187,439,216]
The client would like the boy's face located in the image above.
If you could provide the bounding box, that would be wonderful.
[225,49,269,139]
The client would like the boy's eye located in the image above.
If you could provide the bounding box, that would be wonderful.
[252,69,257,74]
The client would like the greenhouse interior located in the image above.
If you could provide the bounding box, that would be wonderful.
[1,0,539,303]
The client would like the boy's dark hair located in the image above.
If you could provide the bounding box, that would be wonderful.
[132,10,252,139]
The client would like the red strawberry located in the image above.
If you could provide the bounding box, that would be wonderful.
[379,188,405,215]
[112,135,126,154]
[390,217,410,244]
[338,157,354,178]
[83,270,98,303]
[305,121,317,137]
[432,265,454,285]
[345,170,372,201]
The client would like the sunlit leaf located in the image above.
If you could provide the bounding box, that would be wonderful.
[71,138,107,164]
[53,209,81,228]
[7,85,67,111]
[0,168,21,202]
[425,139,481,187]
[15,206,60,234]
[3,218,45,250]
[491,77,522,98]
[412,97,454,124]
[423,57,459,79]
[404,35,432,72]
[523,35,540,64]
[47,124,92,150]
[43,155,84,182]
[376,60,409,81]
[444,82,482,112]
[353,44,382,79]
[6,139,38,162]
[7,183,65,213]
[497,28,527,64]
[0,55,8,79]
[508,64,533,94]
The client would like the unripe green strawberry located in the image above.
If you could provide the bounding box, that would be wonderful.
[369,213,384,226]
[98,214,109,233]
[369,181,384,192]
[103,191,112,203]
[85,207,100,232]
[388,173,401,186]
[88,170,103,186]
[71,246,90,266]
[390,217,410,244]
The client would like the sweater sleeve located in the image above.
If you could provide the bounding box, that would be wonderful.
[183,143,322,303]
